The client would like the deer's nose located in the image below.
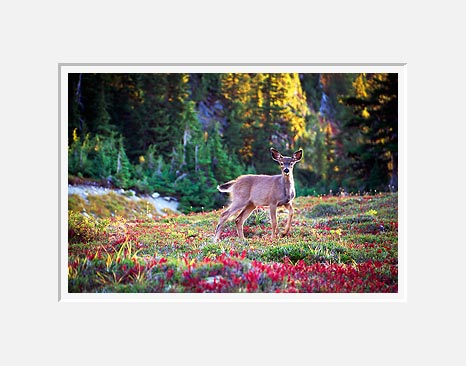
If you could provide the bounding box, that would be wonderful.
[283,168,290,174]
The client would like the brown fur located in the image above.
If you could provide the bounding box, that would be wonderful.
[214,148,302,242]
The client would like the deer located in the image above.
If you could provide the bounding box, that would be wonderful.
[214,147,303,242]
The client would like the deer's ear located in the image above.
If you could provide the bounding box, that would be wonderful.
[293,149,303,162]
[270,147,282,162]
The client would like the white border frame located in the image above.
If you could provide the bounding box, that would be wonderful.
[59,63,407,302]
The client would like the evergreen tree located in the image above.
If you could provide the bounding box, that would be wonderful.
[114,136,133,188]
[77,74,113,136]
[68,74,84,140]
[207,121,243,182]
[300,73,322,112]
[339,73,398,191]
[250,73,309,174]
[220,73,253,160]
[312,120,328,183]
[105,74,140,157]
[189,73,222,102]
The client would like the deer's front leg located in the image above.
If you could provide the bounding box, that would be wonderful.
[282,202,294,236]
[269,204,278,239]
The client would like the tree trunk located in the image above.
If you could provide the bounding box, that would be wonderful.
[389,152,398,191]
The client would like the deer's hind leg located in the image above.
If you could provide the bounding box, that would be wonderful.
[214,203,245,242]
[235,204,255,240]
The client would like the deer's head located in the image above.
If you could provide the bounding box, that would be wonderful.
[270,147,303,177]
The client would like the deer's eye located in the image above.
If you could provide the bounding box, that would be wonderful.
[280,162,284,166]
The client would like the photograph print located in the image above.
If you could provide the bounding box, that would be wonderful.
[63,67,401,296]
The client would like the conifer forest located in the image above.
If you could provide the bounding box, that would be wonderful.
[68,73,398,213]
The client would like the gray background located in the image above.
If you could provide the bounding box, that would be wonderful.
[1,0,464,365]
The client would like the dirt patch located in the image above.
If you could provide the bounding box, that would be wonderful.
[68,184,179,216]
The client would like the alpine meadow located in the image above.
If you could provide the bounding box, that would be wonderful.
[66,71,399,294]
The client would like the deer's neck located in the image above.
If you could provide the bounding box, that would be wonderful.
[281,175,295,202]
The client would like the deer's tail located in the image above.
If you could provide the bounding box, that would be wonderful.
[217,180,236,193]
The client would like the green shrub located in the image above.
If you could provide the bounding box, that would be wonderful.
[246,209,270,226]
[68,132,133,188]
[307,203,342,217]
[263,245,310,263]
[68,211,108,244]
